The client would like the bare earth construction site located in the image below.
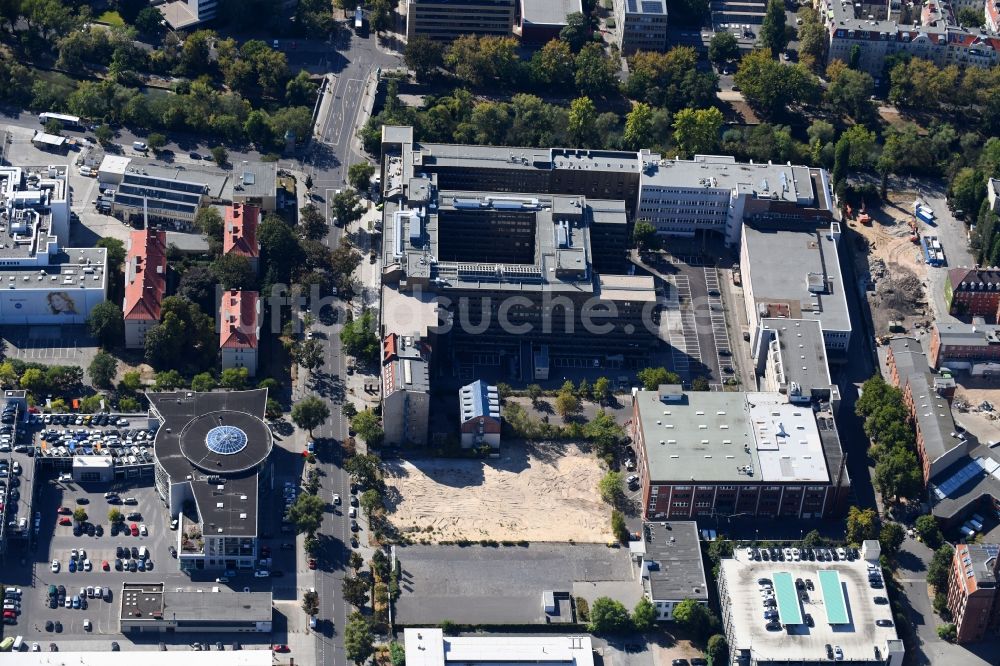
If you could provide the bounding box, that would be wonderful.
[383,442,612,543]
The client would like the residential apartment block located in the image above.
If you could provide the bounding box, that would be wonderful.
[224,203,261,275]
[930,319,1000,370]
[946,267,1000,321]
[637,155,834,246]
[885,337,968,483]
[947,543,1000,643]
[381,334,432,447]
[406,0,516,40]
[613,0,669,54]
[740,222,851,353]
[635,521,709,621]
[459,380,501,449]
[219,290,260,377]
[630,387,850,520]
[820,0,1000,77]
[123,228,167,350]
[0,165,107,324]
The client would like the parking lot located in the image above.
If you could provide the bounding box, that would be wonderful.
[1,325,100,368]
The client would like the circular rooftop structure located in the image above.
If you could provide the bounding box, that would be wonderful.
[177,410,272,474]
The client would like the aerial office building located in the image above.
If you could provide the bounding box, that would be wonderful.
[631,387,850,520]
[635,521,709,620]
[740,221,851,353]
[406,0,517,40]
[0,165,108,324]
[637,155,834,246]
[380,127,657,378]
[382,333,432,447]
[148,390,273,573]
[613,0,669,53]
[753,318,840,409]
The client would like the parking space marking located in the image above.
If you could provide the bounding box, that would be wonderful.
[704,267,735,381]
[660,275,702,378]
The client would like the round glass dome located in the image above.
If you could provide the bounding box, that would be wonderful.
[205,425,248,455]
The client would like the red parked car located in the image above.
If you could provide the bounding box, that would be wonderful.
[130,523,139,536]
[58,517,72,526]
[308,558,317,570]
[273,645,290,653]
[102,560,110,571]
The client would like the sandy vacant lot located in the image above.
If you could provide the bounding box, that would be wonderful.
[383,442,611,543]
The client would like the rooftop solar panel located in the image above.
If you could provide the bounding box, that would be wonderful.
[931,457,986,499]
[773,572,803,625]
[819,570,848,624]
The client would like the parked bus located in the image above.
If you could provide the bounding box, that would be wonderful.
[38,112,84,131]
[354,5,363,31]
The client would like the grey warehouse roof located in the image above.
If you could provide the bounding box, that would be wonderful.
[759,318,835,402]
[521,0,582,25]
[742,223,851,334]
[642,521,708,602]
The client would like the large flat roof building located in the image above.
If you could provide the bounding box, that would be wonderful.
[119,582,272,633]
[403,628,594,666]
[718,551,904,665]
[631,387,849,519]
[754,318,839,408]
[148,390,273,573]
[638,155,834,246]
[518,0,582,42]
[0,165,108,325]
[406,0,516,40]
[740,222,851,353]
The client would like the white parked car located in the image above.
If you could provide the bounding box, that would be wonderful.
[332,493,341,505]
[139,524,148,536]
[83,559,92,572]
[50,559,60,573]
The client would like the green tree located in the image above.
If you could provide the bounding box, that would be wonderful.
[343,576,370,607]
[584,411,626,459]
[915,515,943,548]
[673,598,712,640]
[927,544,955,590]
[632,597,657,632]
[211,253,256,290]
[527,384,543,404]
[797,11,829,70]
[555,391,580,420]
[121,370,142,393]
[673,107,724,157]
[593,377,611,404]
[873,448,923,502]
[633,220,657,250]
[194,207,225,242]
[298,203,328,240]
[302,589,319,615]
[599,471,625,506]
[567,96,598,147]
[709,31,739,66]
[153,370,184,391]
[759,0,789,56]
[87,301,124,348]
[133,6,163,33]
[291,396,330,435]
[348,162,376,191]
[18,367,43,394]
[734,50,818,118]
[957,6,985,26]
[108,508,124,523]
[611,509,629,543]
[841,124,877,169]
[360,488,383,514]
[285,492,325,535]
[146,132,167,152]
[575,42,618,98]
[832,136,850,192]
[96,237,127,273]
[937,623,957,642]
[88,351,117,388]
[144,297,217,373]
[94,124,114,146]
[285,70,317,106]
[191,372,217,392]
[340,310,379,364]
[210,145,228,166]
[560,11,591,52]
[531,39,575,87]
[588,596,632,633]
[445,35,520,87]
[879,521,906,556]
[637,367,680,391]
[351,410,384,443]
[623,102,655,150]
[949,167,986,215]
[265,398,283,419]
[293,339,325,371]
[824,61,874,120]
[344,611,375,664]
[405,35,445,80]
[845,506,879,545]
[220,367,249,390]
[331,189,365,227]
[73,507,88,523]
[44,119,63,135]
[344,453,381,490]
[707,634,728,666]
